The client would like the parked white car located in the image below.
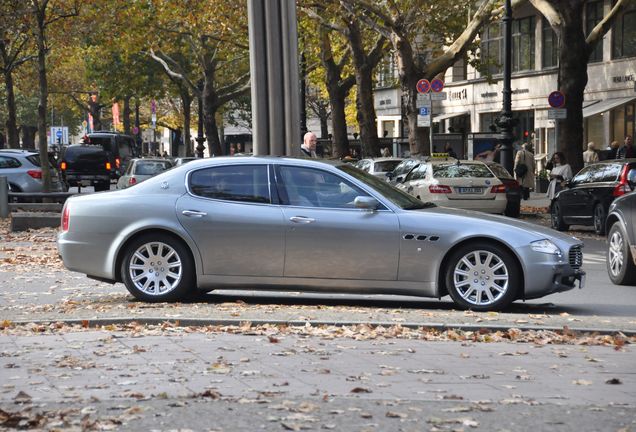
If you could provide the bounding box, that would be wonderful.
[355,157,404,178]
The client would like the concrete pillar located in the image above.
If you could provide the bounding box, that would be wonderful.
[248,0,301,156]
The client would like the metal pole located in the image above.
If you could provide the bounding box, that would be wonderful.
[0,177,9,218]
[497,0,514,174]
[195,81,206,158]
[429,99,434,155]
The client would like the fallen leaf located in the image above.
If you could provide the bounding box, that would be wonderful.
[605,378,622,385]
[350,387,372,394]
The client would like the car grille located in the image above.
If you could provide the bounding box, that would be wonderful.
[569,245,583,269]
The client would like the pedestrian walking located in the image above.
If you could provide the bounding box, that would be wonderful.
[582,142,599,166]
[514,142,535,200]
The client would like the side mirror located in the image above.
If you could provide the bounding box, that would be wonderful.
[385,172,394,179]
[395,175,405,184]
[628,169,636,190]
[354,196,379,210]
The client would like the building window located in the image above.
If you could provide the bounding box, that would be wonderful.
[586,1,604,63]
[512,16,535,71]
[481,24,502,75]
[613,10,636,59]
[376,53,397,88]
[542,18,559,68]
[480,17,535,75]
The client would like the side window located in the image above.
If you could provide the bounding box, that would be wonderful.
[600,164,621,182]
[189,165,270,204]
[0,156,21,168]
[278,166,368,208]
[407,164,426,181]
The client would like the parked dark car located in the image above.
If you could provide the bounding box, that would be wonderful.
[484,161,522,218]
[59,144,112,191]
[605,175,636,285]
[81,132,138,179]
[551,159,636,235]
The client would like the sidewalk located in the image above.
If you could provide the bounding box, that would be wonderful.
[521,191,550,215]
[0,329,634,431]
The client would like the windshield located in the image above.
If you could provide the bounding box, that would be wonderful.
[338,164,433,210]
[487,163,513,179]
[433,163,494,178]
[374,160,402,172]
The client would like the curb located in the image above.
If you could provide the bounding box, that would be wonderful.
[5,317,636,336]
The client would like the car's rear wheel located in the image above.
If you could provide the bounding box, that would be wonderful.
[606,222,636,285]
[444,243,520,311]
[551,202,569,231]
[593,203,606,235]
[121,233,195,302]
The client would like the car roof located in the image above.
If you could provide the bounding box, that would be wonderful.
[0,149,37,155]
[178,155,347,169]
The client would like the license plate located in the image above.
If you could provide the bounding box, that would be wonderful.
[457,187,483,194]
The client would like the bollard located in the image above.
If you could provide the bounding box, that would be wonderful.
[0,176,8,218]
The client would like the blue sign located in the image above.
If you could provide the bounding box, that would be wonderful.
[56,130,63,138]
[416,79,430,94]
[419,107,429,116]
[548,91,565,108]
[431,78,444,93]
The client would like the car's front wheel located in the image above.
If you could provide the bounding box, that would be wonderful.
[121,233,195,302]
[606,222,636,285]
[444,243,520,311]
[593,203,606,235]
[551,202,569,231]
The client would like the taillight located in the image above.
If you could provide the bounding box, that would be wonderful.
[115,158,121,169]
[106,162,112,170]
[429,184,452,194]
[129,177,137,186]
[61,205,70,232]
[60,161,67,171]
[27,170,42,179]
[613,165,631,197]
[490,184,507,193]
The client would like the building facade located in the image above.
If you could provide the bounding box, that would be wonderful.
[374,1,636,161]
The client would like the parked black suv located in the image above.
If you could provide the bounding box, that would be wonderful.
[81,132,138,179]
[59,144,112,191]
[551,159,636,235]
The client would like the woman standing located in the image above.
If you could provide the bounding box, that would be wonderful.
[546,152,573,201]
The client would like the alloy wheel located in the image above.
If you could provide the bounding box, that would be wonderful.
[608,230,625,277]
[128,241,183,296]
[452,250,509,306]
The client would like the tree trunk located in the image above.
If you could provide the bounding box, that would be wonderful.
[329,90,350,158]
[123,95,131,135]
[319,110,329,140]
[2,68,20,149]
[20,126,37,148]
[88,95,102,131]
[347,22,381,157]
[557,1,588,175]
[35,12,51,193]
[181,90,192,157]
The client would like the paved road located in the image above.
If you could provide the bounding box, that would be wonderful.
[0,329,634,431]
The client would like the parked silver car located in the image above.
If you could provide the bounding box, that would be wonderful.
[116,158,173,189]
[58,157,585,311]
[0,149,66,192]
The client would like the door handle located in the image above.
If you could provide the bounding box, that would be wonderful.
[289,216,315,224]
[182,210,207,218]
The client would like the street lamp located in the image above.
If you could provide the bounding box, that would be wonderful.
[496,0,515,175]
[195,80,206,158]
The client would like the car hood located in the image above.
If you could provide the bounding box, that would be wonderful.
[405,205,581,246]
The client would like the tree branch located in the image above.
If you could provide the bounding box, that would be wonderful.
[586,0,627,46]
[528,0,561,28]
[301,7,347,33]
[339,0,392,39]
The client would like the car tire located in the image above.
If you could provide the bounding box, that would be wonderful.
[94,181,109,192]
[550,202,569,231]
[444,243,520,311]
[593,203,606,235]
[606,222,636,285]
[121,233,195,302]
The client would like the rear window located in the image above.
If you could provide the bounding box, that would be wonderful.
[86,136,114,153]
[134,161,173,175]
[487,163,513,179]
[374,160,402,172]
[433,163,494,178]
[63,146,108,162]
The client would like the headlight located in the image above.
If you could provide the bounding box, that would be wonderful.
[530,239,562,256]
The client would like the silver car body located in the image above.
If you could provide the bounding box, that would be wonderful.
[59,157,583,304]
[356,157,404,178]
[0,149,66,192]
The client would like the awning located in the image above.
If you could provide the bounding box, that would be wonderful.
[433,110,470,122]
[583,96,636,118]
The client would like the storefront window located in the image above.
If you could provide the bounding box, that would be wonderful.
[586,1,604,63]
[613,10,636,58]
[586,115,604,150]
[612,106,626,143]
[542,18,559,68]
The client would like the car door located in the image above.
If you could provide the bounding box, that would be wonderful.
[558,166,593,223]
[275,165,400,281]
[176,163,285,277]
[397,164,427,199]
